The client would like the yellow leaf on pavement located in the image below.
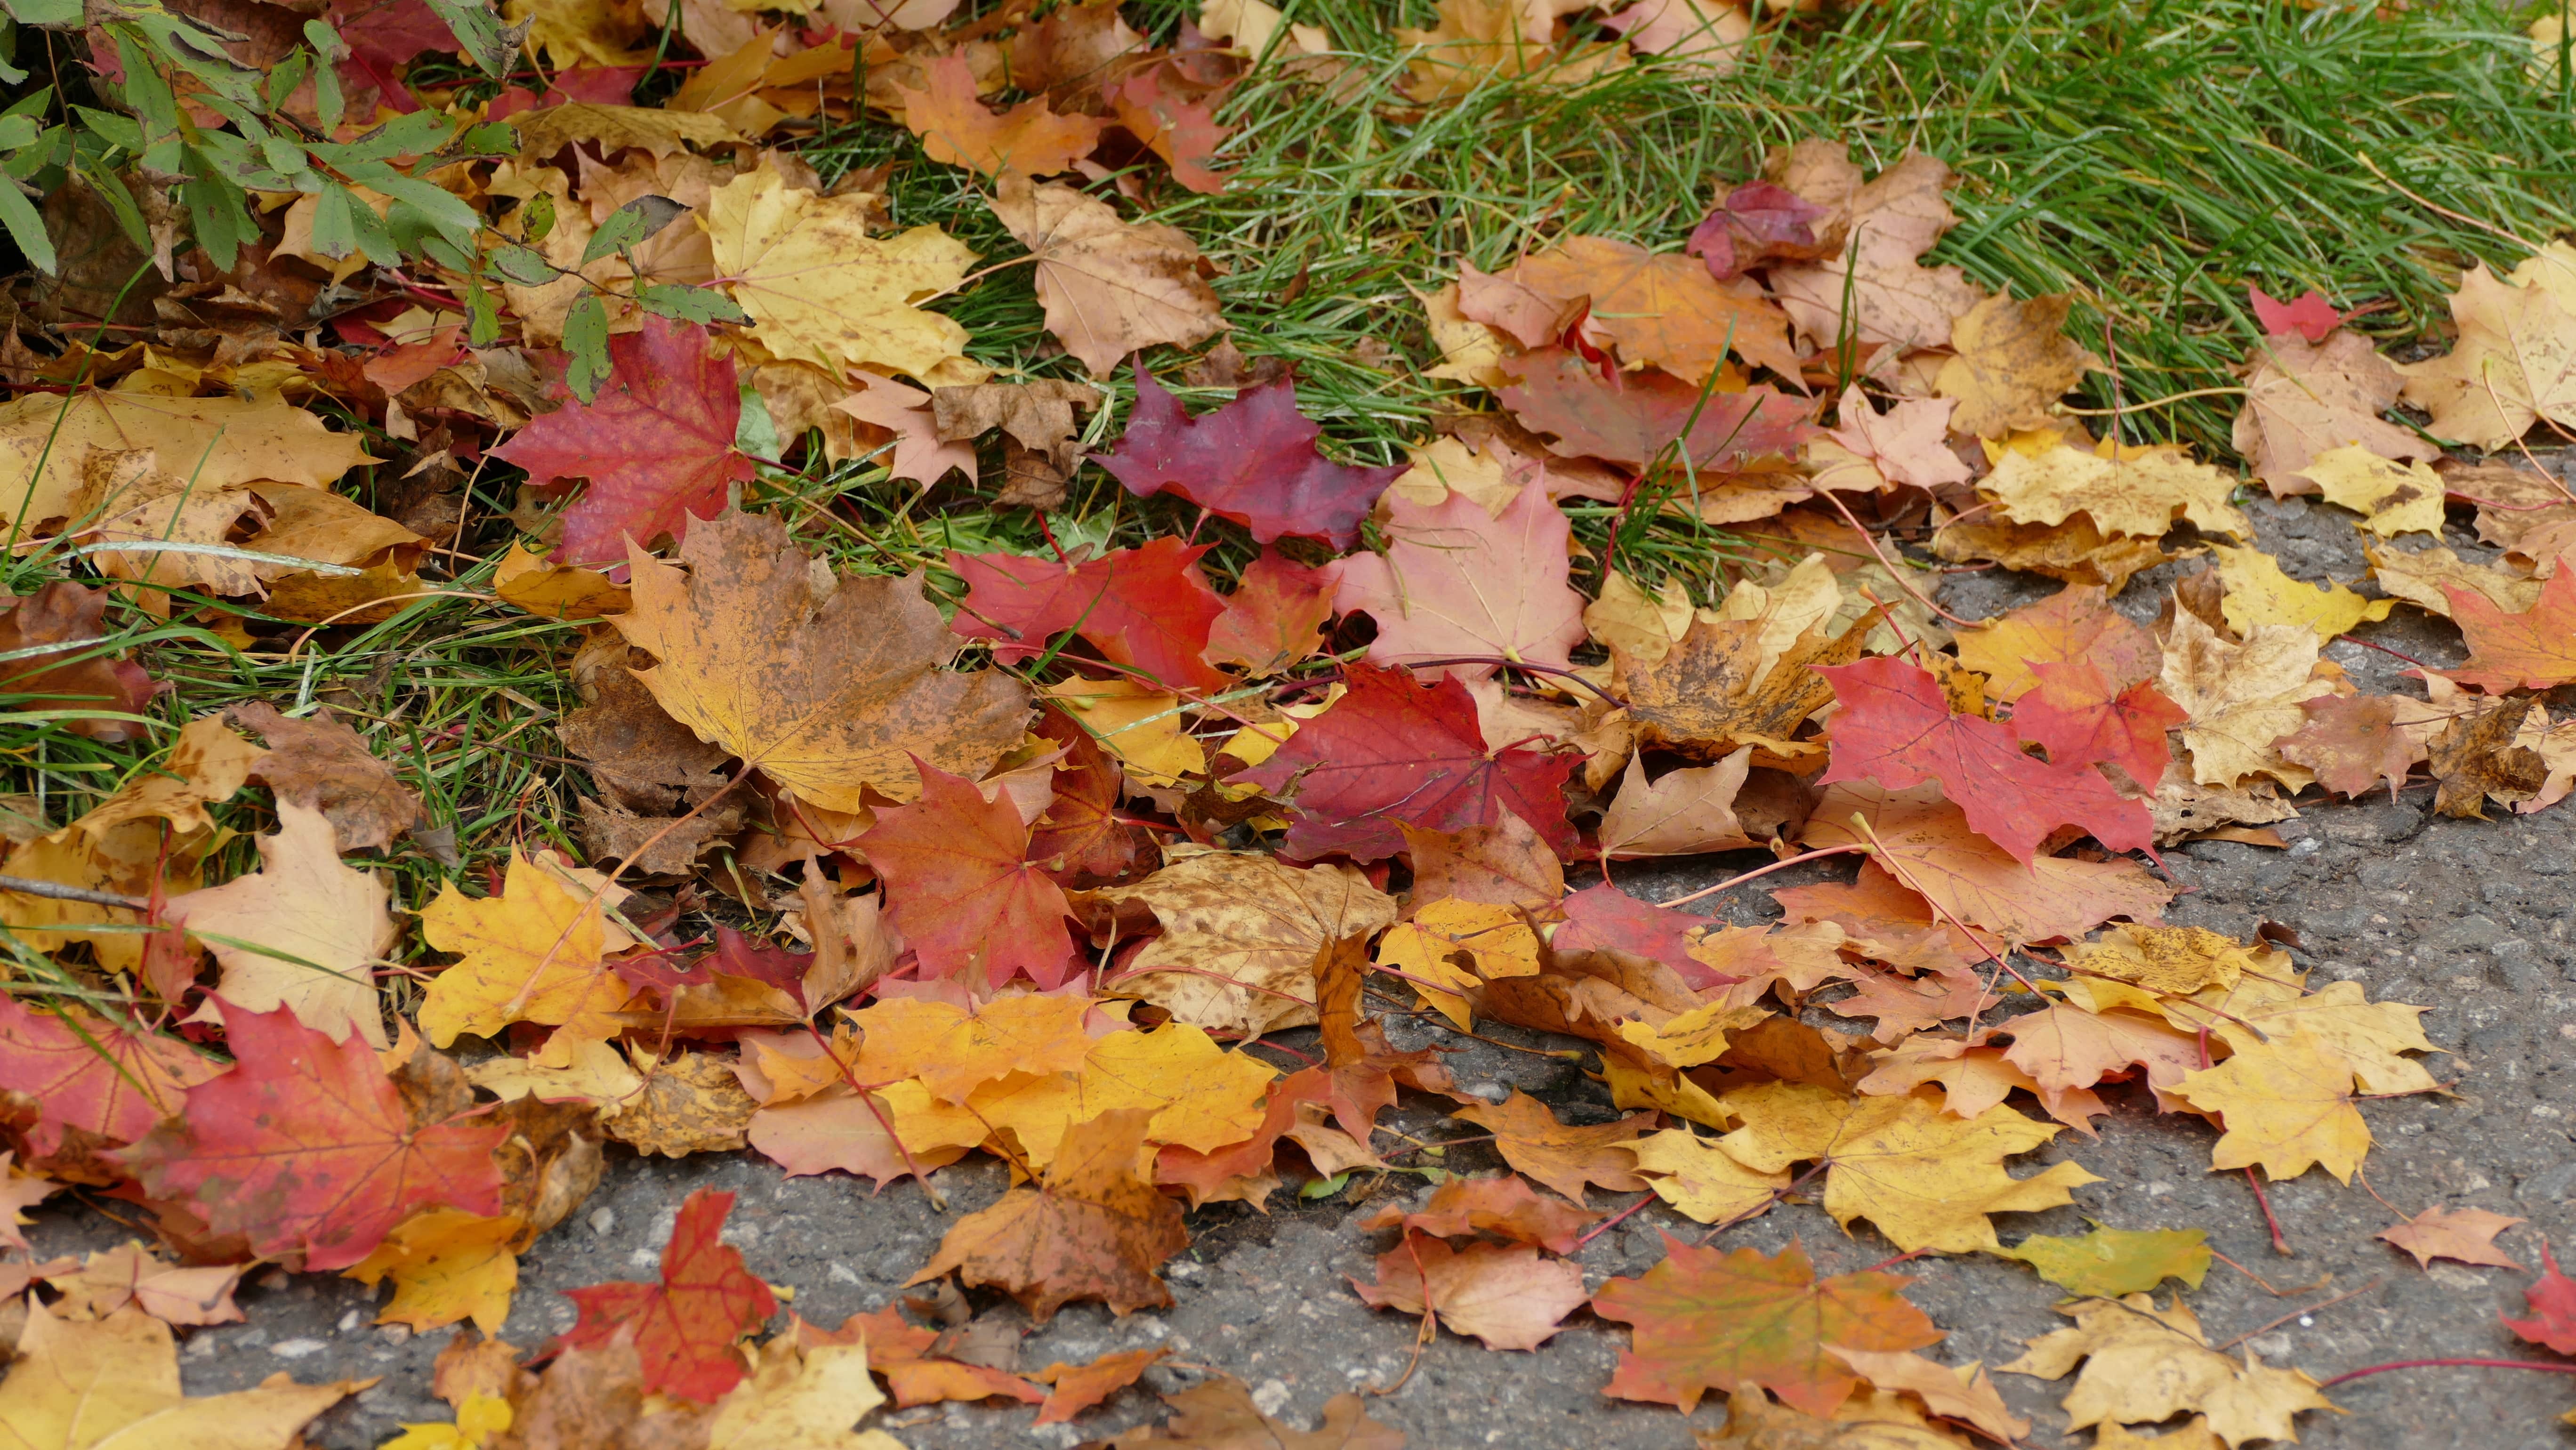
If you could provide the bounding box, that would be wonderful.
[2303,446,2446,537]
[1824,1346,2031,1443]
[1980,442,2251,540]
[1377,897,1540,1030]
[1626,1128,1789,1225]
[2159,973,2438,1096]
[2213,545,2393,641]
[963,1021,1277,1172]
[343,1209,525,1336]
[2158,612,2339,788]
[170,801,397,1049]
[2173,1028,2372,1184]
[0,1300,360,1449]
[708,1337,905,1450]
[2000,1293,2337,1448]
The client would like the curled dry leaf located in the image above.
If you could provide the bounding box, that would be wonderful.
[1087,846,1397,1037]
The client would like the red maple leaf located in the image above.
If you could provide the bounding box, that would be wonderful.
[948,538,1230,694]
[2249,285,2345,343]
[1093,367,1403,549]
[1497,348,1818,467]
[490,315,757,568]
[1592,1238,1941,1415]
[2011,659,2183,791]
[1818,657,2153,863]
[1687,181,1835,281]
[860,761,1078,989]
[1109,64,1233,195]
[1555,884,1737,991]
[1205,549,1334,675]
[711,926,813,997]
[1236,662,1577,862]
[2445,564,2576,692]
[2505,1240,2576,1354]
[116,1003,506,1272]
[0,999,220,1157]
[555,1188,777,1402]
[1028,707,1161,888]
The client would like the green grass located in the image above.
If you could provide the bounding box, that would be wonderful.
[4,0,2572,968]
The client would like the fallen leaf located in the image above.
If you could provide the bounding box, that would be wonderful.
[1032,1346,1166,1425]
[948,537,1230,694]
[1096,369,1400,550]
[1951,585,2157,702]
[1238,661,1575,861]
[605,1049,759,1157]
[1376,895,1543,1029]
[1599,748,1761,857]
[0,999,219,1159]
[2213,544,2394,641]
[0,581,158,741]
[1358,1173,1601,1253]
[2380,1205,2523,1271]
[1505,234,1803,382]
[2303,446,2447,536]
[1333,477,1587,682]
[1994,1224,2211,1298]
[612,509,1031,811]
[554,1188,777,1402]
[2012,659,2182,793]
[1804,783,2173,945]
[1029,707,1162,887]
[707,1335,904,1450]
[2367,542,2544,618]
[1768,147,1985,354]
[835,1306,1043,1408]
[1809,388,1972,494]
[42,1240,246,1326]
[1351,1233,1587,1350]
[1626,1128,1791,1225]
[894,51,1103,178]
[1088,847,1396,1037]
[2504,1241,2576,1353]
[2398,261,2576,450]
[1092,1377,1406,1448]
[2445,563,2576,691]
[344,1208,524,1336]
[120,1002,505,1272]
[1688,178,1834,280]
[1934,292,2100,439]
[1593,1238,1942,1415]
[2231,331,2435,494]
[1819,656,2152,862]
[1932,514,2182,595]
[910,1106,1188,1321]
[1393,0,1623,102]
[2159,611,2339,788]
[1696,1387,1976,1448]
[1449,1090,1652,1205]
[0,390,371,535]
[2173,1027,2371,1183]
[1206,549,1336,675]
[170,802,396,1048]
[990,177,1226,378]
[1823,1346,2030,1443]
[2427,693,2549,819]
[2251,286,2344,342]
[1108,64,1233,194]
[418,846,640,1049]
[1497,348,1817,469]
[227,702,423,851]
[2000,1292,2337,1448]
[492,316,756,567]
[860,762,1077,989]
[1042,675,1207,787]
[704,169,981,385]
[0,1301,359,1448]
[2276,693,2420,800]
[1624,612,1877,772]
[1979,442,2250,541]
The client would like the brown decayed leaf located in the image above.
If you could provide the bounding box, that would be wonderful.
[989,177,1226,379]
[606,1050,757,1157]
[1094,1377,1408,1448]
[1359,1173,1602,1253]
[2378,1205,2524,1270]
[2428,693,2549,819]
[1032,1346,1166,1425]
[1933,292,2100,440]
[1086,846,1397,1037]
[611,509,1031,813]
[909,1106,1189,1321]
[228,702,423,850]
[2278,693,2422,800]
[1449,1089,1653,1205]
[1932,513,2182,595]
[1624,612,1877,771]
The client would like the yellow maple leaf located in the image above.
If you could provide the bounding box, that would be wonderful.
[2212,546,2394,641]
[342,1209,524,1336]
[2000,1292,2337,1447]
[0,1301,357,1447]
[0,389,370,536]
[1376,897,1541,1030]
[964,1022,1277,1172]
[1933,292,2101,440]
[2160,973,2438,1096]
[1625,1128,1789,1224]
[703,169,985,387]
[1716,1081,2100,1254]
[1980,441,2251,540]
[2059,924,2266,998]
[2173,1027,2372,1183]
[169,802,397,1049]
[2302,445,2446,538]
[417,847,640,1050]
[2158,611,2340,788]
[1616,1000,1774,1070]
[380,1393,514,1450]
[2397,261,2576,451]
[707,1337,906,1450]
[1089,848,1398,1038]
[1040,676,1206,787]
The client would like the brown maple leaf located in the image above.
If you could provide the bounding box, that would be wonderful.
[1449,1090,1652,1205]
[909,1107,1189,1321]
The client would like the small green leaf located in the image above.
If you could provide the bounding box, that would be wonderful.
[421,0,513,77]
[2,0,80,29]
[581,193,685,266]
[1299,1172,1352,1200]
[635,282,751,328]
[465,274,500,347]
[488,241,559,286]
[0,178,55,274]
[564,294,612,403]
[264,49,311,113]
[521,191,555,244]
[303,21,345,130]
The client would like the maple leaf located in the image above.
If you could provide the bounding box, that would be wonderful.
[227,702,423,851]
[1503,235,1803,383]
[1359,1173,1602,1253]
[1932,513,2179,594]
[1237,662,1575,861]
[0,1301,359,1448]
[41,1240,246,1326]
[1033,1347,1167,1425]
[2000,1293,2338,1448]
[2212,545,2394,641]
[2173,1027,2371,1183]
[418,846,640,1048]
[1766,146,1986,354]
[344,1208,524,1336]
[1095,368,1399,549]
[1934,292,2102,439]
[1332,477,1589,682]
[820,1306,1043,1409]
[708,1335,903,1450]
[833,373,978,489]
[703,169,981,385]
[2398,261,2576,450]
[2159,612,2339,788]
[1689,179,1834,280]
[948,538,1229,693]
[1805,783,2174,945]
[169,801,395,1048]
[1822,1346,2030,1444]
[1109,64,1234,194]
[1091,1377,1406,1449]
[1087,847,1396,1037]
[1206,549,1335,675]
[1376,895,1543,1028]
[1497,348,1818,468]
[894,51,1104,179]
[1449,1090,1652,1205]
[612,510,1032,812]
[1598,749,1762,858]
[2250,285,2344,342]
[0,390,371,539]
[1593,1238,1942,1415]
[1627,1128,1793,1225]
[1042,675,1206,787]
[861,762,1077,989]
[2230,331,2436,494]
[1819,656,2152,862]
[554,1188,775,1402]
[1996,999,2199,1112]
[1808,388,1972,494]
[491,317,755,568]
[2504,1241,2576,1353]
[1028,707,1161,887]
[1623,612,1876,772]
[910,1106,1189,1321]
[120,1002,506,1272]
[0,582,157,742]
[2304,446,2447,537]
[2379,1205,2524,1271]
[1980,442,2251,540]
[1351,1233,1587,1351]
[990,177,1227,378]
[2278,693,2421,799]
[0,999,218,1160]
[2012,658,2183,791]
[2445,563,2576,691]
[1718,1080,2099,1254]
[1996,1224,2212,1298]
[1952,586,2165,706]
[2428,693,2551,818]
